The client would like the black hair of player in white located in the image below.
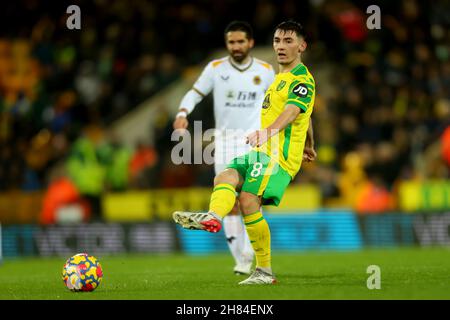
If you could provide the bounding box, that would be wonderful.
[224,21,254,40]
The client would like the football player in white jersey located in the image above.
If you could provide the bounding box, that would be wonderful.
[173,21,275,275]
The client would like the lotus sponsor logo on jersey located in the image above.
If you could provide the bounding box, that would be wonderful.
[253,75,261,85]
[276,80,286,91]
[262,94,270,109]
[292,83,308,98]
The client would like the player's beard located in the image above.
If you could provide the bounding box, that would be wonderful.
[231,50,248,63]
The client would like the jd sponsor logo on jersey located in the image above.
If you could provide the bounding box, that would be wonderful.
[262,94,270,109]
[276,80,286,91]
[292,83,308,98]
[253,75,261,85]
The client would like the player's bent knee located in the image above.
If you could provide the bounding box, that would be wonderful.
[213,168,240,187]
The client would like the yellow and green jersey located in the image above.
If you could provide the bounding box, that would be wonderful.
[256,62,315,179]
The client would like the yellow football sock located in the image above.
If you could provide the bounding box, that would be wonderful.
[208,183,236,218]
[243,211,271,269]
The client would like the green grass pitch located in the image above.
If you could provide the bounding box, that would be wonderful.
[0,247,449,300]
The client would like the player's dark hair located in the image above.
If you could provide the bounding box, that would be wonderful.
[275,20,307,40]
[224,21,253,39]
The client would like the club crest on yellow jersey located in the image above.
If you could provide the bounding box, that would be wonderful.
[276,80,286,91]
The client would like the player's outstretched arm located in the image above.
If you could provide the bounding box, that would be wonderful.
[173,62,214,131]
[246,104,300,147]
[172,88,204,132]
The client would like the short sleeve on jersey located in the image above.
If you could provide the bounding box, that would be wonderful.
[285,79,315,113]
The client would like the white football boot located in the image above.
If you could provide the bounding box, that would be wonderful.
[238,268,277,285]
[173,211,222,233]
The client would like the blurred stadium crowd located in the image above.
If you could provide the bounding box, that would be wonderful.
[0,0,449,219]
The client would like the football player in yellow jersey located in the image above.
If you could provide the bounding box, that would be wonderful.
[173,20,316,285]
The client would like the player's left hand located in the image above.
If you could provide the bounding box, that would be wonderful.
[246,130,269,147]
[303,147,317,162]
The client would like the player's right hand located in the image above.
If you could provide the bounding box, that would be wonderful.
[303,147,317,162]
[173,116,189,131]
